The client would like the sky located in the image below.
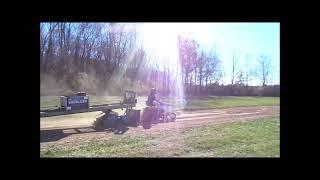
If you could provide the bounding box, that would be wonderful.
[134,23,280,85]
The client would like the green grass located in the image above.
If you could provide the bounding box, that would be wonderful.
[185,116,280,157]
[182,96,279,110]
[41,116,280,157]
[41,137,148,157]
[41,95,279,111]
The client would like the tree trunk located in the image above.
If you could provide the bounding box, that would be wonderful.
[189,72,192,96]
[205,77,208,93]
[185,72,188,94]
[194,69,197,95]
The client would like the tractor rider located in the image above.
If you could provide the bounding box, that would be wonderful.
[146,88,165,119]
[146,88,162,107]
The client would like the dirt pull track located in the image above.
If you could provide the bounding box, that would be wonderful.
[145,106,279,132]
[40,106,279,145]
[41,106,279,131]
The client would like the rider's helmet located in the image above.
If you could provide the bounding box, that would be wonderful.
[150,88,156,95]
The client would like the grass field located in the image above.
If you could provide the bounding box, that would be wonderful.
[41,95,279,111]
[41,116,280,157]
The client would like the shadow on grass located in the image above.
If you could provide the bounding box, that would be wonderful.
[40,124,131,143]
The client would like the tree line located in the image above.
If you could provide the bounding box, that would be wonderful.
[40,23,278,96]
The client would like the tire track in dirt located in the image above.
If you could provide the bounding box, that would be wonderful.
[40,106,279,149]
[41,106,278,130]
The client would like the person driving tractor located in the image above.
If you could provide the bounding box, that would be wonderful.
[144,88,176,123]
[146,88,162,106]
[146,88,165,122]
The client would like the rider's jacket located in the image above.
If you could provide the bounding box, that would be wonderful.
[146,94,159,106]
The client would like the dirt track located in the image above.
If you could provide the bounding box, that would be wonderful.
[40,106,279,146]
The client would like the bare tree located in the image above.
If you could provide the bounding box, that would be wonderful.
[244,53,254,86]
[256,54,271,86]
[235,71,245,85]
[202,49,221,91]
[178,36,199,94]
[40,23,48,64]
[231,52,238,85]
[127,46,146,84]
[43,23,58,73]
[197,51,205,93]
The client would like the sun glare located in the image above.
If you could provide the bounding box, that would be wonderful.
[138,23,213,66]
[136,23,216,106]
[138,23,189,105]
[138,23,180,69]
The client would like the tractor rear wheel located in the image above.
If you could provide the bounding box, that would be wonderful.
[141,107,155,129]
